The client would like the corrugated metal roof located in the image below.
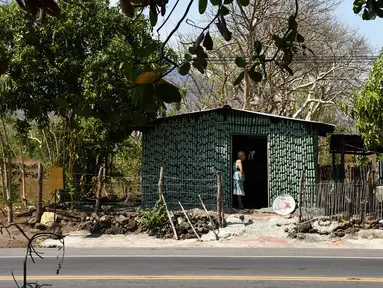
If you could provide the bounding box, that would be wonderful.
[146,107,335,135]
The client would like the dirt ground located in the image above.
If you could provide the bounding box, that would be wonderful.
[0,208,85,248]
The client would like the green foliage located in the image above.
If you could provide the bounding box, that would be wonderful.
[138,200,167,231]
[348,50,383,149]
[353,0,383,20]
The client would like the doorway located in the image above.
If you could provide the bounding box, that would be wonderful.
[231,134,269,209]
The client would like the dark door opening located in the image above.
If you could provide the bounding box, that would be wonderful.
[231,135,268,209]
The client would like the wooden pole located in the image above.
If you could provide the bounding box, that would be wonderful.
[161,194,178,240]
[158,167,164,200]
[178,201,201,241]
[94,167,104,213]
[36,163,43,223]
[298,168,305,224]
[216,170,223,228]
[198,194,219,240]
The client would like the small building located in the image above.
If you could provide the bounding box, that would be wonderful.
[139,107,335,209]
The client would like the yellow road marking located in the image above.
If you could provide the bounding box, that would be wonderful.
[0,276,383,282]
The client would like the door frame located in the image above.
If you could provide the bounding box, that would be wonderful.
[230,133,270,208]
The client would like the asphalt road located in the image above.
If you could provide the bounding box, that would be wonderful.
[0,248,383,288]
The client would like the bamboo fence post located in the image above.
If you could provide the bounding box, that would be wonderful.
[298,168,305,224]
[36,163,44,223]
[161,194,178,240]
[178,201,201,241]
[198,194,219,240]
[94,167,104,213]
[158,167,164,200]
[216,170,223,228]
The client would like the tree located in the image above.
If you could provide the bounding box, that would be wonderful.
[347,50,383,149]
[176,0,372,123]
[0,0,180,202]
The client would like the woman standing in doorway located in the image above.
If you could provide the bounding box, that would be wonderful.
[233,151,246,210]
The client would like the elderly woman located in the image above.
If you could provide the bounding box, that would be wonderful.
[233,151,246,209]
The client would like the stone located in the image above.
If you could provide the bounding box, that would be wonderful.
[337,232,346,237]
[309,229,318,234]
[91,213,99,221]
[379,220,383,226]
[187,229,194,234]
[28,217,37,226]
[284,228,289,233]
[364,224,372,230]
[297,233,306,240]
[345,227,359,234]
[296,222,312,233]
[40,212,57,227]
[186,233,195,239]
[197,227,204,233]
[177,217,186,225]
[101,205,113,213]
[127,220,137,231]
[34,223,46,230]
[117,215,129,225]
[99,215,108,222]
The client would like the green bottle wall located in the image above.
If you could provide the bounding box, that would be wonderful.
[141,110,319,208]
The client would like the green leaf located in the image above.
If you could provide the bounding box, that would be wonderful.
[52,98,69,109]
[74,105,96,118]
[210,0,220,5]
[203,32,213,50]
[237,0,249,6]
[133,86,143,104]
[149,6,158,26]
[377,8,383,17]
[219,5,230,16]
[254,40,262,55]
[141,84,156,112]
[234,71,244,86]
[224,0,234,3]
[235,57,246,68]
[199,0,208,14]
[362,8,370,20]
[297,33,305,43]
[272,35,283,47]
[156,82,182,103]
[131,111,147,125]
[135,43,158,58]
[248,70,263,82]
[185,54,193,61]
[288,16,298,31]
[179,62,191,76]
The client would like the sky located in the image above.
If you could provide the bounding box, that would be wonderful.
[149,0,383,54]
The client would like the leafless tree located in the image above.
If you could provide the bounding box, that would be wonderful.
[176,0,373,123]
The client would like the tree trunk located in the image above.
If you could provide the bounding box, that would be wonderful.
[21,154,27,206]
[242,72,251,110]
[5,155,13,223]
[36,163,43,223]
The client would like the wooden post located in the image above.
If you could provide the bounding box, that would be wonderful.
[216,170,223,228]
[198,194,219,240]
[178,201,201,241]
[298,169,305,224]
[36,163,43,223]
[161,194,178,240]
[94,167,104,213]
[158,167,164,200]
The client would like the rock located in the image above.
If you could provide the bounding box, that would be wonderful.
[177,217,186,225]
[35,223,46,230]
[297,222,312,233]
[186,233,195,239]
[367,219,378,225]
[364,224,372,230]
[91,213,99,221]
[197,227,204,233]
[148,230,155,236]
[345,227,359,234]
[337,231,346,237]
[379,220,383,226]
[28,217,37,226]
[101,205,113,213]
[40,212,57,227]
[117,215,129,225]
[297,233,306,240]
[284,228,289,233]
[126,220,137,231]
[309,229,318,234]
[99,215,108,222]
[337,222,351,230]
